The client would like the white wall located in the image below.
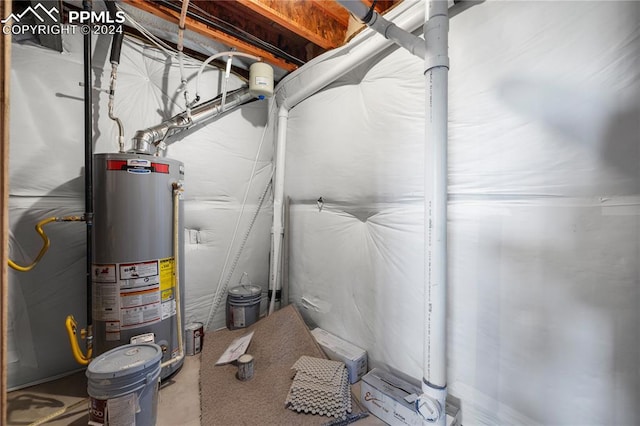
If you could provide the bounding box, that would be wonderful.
[283,1,640,424]
[7,2,640,423]
[8,34,272,389]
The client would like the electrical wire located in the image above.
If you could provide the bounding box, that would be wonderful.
[117,5,202,67]
[115,1,278,330]
[157,0,304,66]
[204,101,276,330]
[206,172,273,331]
[119,3,248,113]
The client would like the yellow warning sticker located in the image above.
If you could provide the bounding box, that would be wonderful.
[159,257,175,302]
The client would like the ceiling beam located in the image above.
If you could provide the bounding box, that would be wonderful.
[123,0,298,72]
[236,0,346,50]
[311,1,351,27]
[191,0,311,64]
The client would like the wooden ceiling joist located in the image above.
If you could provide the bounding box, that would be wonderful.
[235,0,347,50]
[190,0,312,64]
[311,1,351,28]
[122,0,403,75]
[122,0,299,72]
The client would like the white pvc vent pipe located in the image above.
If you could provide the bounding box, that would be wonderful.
[335,0,426,58]
[268,1,427,315]
[421,2,450,424]
[272,1,453,424]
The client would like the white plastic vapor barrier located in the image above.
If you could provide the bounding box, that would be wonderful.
[281,1,640,425]
[7,1,640,423]
[8,34,272,389]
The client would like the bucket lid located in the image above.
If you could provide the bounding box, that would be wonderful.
[228,285,261,298]
[185,322,204,331]
[87,343,162,379]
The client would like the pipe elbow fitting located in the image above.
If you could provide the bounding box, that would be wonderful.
[131,130,155,154]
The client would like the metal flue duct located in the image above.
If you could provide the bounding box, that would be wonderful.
[130,87,255,155]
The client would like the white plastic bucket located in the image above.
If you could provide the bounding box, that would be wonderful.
[86,343,162,426]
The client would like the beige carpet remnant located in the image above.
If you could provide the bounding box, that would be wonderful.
[199,305,364,425]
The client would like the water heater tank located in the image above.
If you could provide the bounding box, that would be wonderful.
[92,153,185,379]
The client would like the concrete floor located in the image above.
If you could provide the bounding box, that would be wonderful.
[7,354,202,426]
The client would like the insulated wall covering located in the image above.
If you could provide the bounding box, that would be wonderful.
[8,34,272,389]
[282,1,640,424]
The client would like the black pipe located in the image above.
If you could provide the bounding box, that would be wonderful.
[104,0,124,64]
[83,0,93,328]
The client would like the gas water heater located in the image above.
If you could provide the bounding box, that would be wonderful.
[92,153,185,379]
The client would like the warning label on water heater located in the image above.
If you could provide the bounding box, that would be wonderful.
[160,258,177,318]
[92,257,176,331]
[120,260,158,282]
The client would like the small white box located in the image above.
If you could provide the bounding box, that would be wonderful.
[360,368,423,425]
[311,328,368,384]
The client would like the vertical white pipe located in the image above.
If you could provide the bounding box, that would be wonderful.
[268,106,289,314]
[162,183,184,369]
[269,2,425,317]
[177,0,191,118]
[421,0,449,424]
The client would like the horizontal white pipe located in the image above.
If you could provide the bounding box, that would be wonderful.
[275,0,455,423]
[267,2,427,313]
[275,0,426,110]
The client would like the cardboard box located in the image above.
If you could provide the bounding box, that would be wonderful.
[360,368,461,426]
[311,328,368,384]
[360,368,423,425]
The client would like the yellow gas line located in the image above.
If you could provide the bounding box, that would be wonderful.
[65,315,93,366]
[10,216,94,364]
[8,215,84,272]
